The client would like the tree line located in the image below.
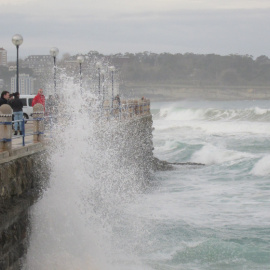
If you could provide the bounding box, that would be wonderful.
[112,52,270,87]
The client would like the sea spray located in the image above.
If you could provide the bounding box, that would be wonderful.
[24,76,154,269]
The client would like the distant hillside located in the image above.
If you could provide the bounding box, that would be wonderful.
[110,52,270,100]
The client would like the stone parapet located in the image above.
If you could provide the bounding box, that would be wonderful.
[0,148,48,270]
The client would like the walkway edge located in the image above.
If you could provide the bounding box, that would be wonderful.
[0,143,45,165]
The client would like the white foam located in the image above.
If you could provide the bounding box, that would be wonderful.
[254,107,269,115]
[251,155,270,176]
[190,144,250,165]
[156,104,270,123]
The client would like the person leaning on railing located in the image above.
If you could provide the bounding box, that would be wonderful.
[8,92,23,135]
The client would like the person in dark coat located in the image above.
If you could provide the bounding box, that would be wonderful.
[9,92,24,135]
[0,91,10,106]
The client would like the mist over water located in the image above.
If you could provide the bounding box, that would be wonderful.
[25,96,270,270]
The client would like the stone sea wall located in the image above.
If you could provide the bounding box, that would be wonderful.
[0,145,48,270]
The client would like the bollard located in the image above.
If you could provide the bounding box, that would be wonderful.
[0,105,13,152]
[32,104,44,143]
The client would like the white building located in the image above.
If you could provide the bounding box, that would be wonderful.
[23,55,52,75]
[9,66,17,71]
[11,74,36,95]
[0,48,7,66]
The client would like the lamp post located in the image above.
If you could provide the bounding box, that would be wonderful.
[12,34,23,93]
[109,66,115,112]
[101,69,105,104]
[96,62,102,96]
[50,47,59,94]
[77,55,84,94]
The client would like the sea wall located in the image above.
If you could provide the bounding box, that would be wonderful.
[0,144,48,270]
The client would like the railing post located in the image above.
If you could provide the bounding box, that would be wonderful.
[32,104,44,143]
[0,105,13,152]
[22,118,25,146]
[127,100,132,118]
[134,100,139,115]
[113,100,118,118]
[103,100,110,120]
[122,100,126,119]
[139,100,143,115]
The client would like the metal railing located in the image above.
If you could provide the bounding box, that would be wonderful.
[10,117,50,146]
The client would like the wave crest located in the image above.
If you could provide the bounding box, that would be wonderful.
[158,106,270,122]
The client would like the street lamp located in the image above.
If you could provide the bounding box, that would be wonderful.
[50,47,59,94]
[96,62,102,96]
[109,66,115,111]
[100,69,105,103]
[77,55,84,93]
[12,34,23,93]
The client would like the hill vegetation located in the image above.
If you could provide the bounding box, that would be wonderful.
[111,52,270,100]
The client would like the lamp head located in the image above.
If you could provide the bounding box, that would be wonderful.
[77,55,84,64]
[50,47,59,57]
[96,62,102,69]
[12,34,23,46]
[109,66,115,72]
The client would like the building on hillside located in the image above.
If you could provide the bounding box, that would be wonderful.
[9,66,17,71]
[0,48,7,66]
[11,74,36,95]
[23,55,52,75]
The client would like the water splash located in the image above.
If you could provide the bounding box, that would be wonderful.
[24,75,153,269]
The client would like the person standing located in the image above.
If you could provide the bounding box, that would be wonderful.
[32,88,45,109]
[9,92,23,135]
[0,91,10,106]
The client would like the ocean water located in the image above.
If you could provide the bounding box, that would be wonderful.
[25,98,270,270]
[146,100,270,270]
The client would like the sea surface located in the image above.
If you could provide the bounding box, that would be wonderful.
[139,99,270,270]
[25,98,270,270]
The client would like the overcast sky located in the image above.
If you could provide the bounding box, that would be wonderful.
[1,0,270,60]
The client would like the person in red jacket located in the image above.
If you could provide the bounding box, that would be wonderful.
[32,88,45,109]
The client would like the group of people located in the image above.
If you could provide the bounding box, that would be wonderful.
[0,89,45,136]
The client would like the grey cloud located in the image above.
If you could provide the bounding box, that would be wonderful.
[1,8,270,59]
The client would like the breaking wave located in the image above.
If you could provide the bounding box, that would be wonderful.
[158,106,270,122]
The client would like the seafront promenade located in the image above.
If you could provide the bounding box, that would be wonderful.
[0,98,151,159]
